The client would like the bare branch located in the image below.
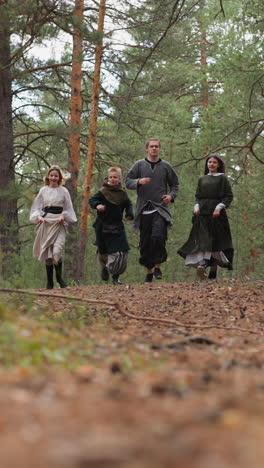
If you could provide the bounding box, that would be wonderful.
[0,288,261,336]
[12,61,72,80]
[215,0,226,19]
[14,130,55,138]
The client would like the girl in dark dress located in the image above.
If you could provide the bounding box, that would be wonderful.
[178,154,233,280]
[89,167,133,285]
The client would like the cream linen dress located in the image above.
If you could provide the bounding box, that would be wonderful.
[30,186,77,263]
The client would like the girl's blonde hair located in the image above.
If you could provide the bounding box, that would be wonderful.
[108,167,122,178]
[44,165,65,186]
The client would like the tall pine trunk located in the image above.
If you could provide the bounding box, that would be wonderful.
[65,0,84,281]
[0,10,18,280]
[198,2,210,155]
[201,28,209,110]
[76,0,106,284]
[67,0,84,201]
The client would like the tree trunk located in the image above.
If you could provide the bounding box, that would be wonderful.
[66,0,84,201]
[241,151,252,277]
[201,28,209,109]
[0,10,18,279]
[76,0,106,284]
[199,13,210,155]
[65,0,84,281]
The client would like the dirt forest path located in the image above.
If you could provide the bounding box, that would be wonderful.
[0,279,264,468]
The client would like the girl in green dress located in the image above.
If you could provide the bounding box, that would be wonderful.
[178,154,233,280]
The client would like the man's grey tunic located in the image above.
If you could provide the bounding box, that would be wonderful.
[125,159,179,228]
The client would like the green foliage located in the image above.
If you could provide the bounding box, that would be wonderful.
[0,0,263,284]
[0,296,103,368]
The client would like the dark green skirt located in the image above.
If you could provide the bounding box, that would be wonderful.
[177,212,233,269]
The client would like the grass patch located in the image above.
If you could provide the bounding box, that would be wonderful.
[0,294,168,374]
[0,297,100,369]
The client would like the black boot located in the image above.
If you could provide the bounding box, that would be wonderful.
[45,264,54,289]
[144,273,153,283]
[208,261,217,279]
[208,269,217,280]
[101,266,109,281]
[208,260,217,279]
[112,274,122,285]
[55,260,67,288]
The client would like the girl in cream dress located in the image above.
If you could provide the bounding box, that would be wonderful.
[30,165,77,289]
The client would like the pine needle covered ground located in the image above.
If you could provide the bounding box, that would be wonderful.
[0,279,263,468]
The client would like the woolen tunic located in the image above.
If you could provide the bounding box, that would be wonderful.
[125,159,179,228]
[89,188,133,255]
[177,174,233,268]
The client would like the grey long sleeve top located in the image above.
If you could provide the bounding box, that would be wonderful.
[125,158,179,228]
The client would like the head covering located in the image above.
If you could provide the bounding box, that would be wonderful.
[204,153,225,174]
[100,179,128,205]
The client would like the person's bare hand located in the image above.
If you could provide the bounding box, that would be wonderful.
[57,216,65,223]
[125,216,133,220]
[213,209,220,218]
[193,208,200,215]
[162,195,172,205]
[139,177,151,185]
[38,216,45,223]
[96,204,106,212]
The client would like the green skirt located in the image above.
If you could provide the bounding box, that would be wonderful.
[177,212,233,269]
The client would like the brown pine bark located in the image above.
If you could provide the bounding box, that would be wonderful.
[199,16,210,156]
[241,151,252,277]
[76,0,106,284]
[0,10,19,279]
[201,28,209,109]
[65,0,84,281]
[66,0,84,202]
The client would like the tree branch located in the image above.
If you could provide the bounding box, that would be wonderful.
[0,288,261,336]
[12,61,72,80]
[215,0,226,19]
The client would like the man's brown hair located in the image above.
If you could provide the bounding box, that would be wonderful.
[145,138,161,149]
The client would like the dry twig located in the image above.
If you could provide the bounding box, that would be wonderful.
[0,288,261,335]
